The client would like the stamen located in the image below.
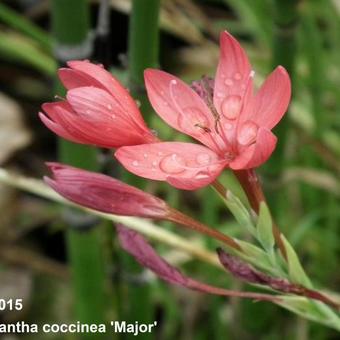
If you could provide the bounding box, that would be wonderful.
[200,78,221,134]
[54,95,65,101]
[194,123,211,133]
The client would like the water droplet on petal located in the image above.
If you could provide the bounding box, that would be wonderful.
[143,153,148,158]
[224,122,233,130]
[152,161,158,167]
[170,79,177,85]
[216,92,225,98]
[132,160,139,166]
[163,101,169,106]
[234,72,242,80]
[159,153,186,174]
[111,114,116,119]
[107,104,112,110]
[86,109,91,115]
[221,95,242,120]
[196,153,211,165]
[194,171,210,180]
[157,151,163,156]
[150,129,158,136]
[224,78,233,86]
[238,121,258,146]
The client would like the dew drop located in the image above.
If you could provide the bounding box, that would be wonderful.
[143,153,148,158]
[237,121,258,146]
[163,101,169,106]
[170,79,177,85]
[152,161,158,167]
[224,122,233,130]
[157,151,163,156]
[159,153,186,174]
[111,114,116,119]
[221,95,242,120]
[194,171,210,180]
[86,109,91,115]
[132,160,139,166]
[234,72,242,80]
[196,153,211,165]
[224,78,234,86]
[107,104,113,110]
[216,92,225,98]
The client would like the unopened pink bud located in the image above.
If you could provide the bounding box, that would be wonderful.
[44,163,169,219]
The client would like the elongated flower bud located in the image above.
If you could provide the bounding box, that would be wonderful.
[44,163,169,219]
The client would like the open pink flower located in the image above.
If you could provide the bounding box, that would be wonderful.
[39,60,157,148]
[115,31,291,190]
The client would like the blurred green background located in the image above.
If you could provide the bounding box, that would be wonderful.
[0,0,339,339]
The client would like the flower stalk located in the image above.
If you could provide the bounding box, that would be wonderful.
[233,169,287,259]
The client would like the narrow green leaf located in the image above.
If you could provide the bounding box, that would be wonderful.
[256,202,275,251]
[0,32,56,75]
[0,2,51,50]
[281,235,312,288]
[236,240,276,275]
[223,190,256,236]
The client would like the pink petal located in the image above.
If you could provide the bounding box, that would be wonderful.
[251,66,291,129]
[115,142,226,190]
[58,68,102,90]
[42,101,148,148]
[144,69,220,152]
[39,112,82,144]
[45,163,169,218]
[166,176,219,190]
[230,128,277,169]
[213,31,252,118]
[67,85,151,136]
[117,224,278,302]
[67,60,146,124]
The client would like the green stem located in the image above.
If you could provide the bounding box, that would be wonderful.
[128,0,160,86]
[52,0,107,336]
[128,0,160,123]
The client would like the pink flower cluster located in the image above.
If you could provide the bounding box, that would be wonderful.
[41,31,291,302]
[41,31,291,191]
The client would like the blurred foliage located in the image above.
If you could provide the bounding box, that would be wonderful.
[0,0,340,339]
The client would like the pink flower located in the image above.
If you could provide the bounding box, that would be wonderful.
[115,31,291,190]
[39,60,157,148]
[44,162,168,219]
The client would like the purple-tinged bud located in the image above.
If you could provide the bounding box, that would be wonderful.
[44,163,169,219]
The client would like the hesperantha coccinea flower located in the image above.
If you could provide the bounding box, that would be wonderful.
[40,30,291,191]
[115,31,291,189]
[39,60,158,148]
